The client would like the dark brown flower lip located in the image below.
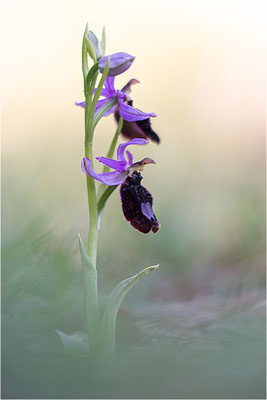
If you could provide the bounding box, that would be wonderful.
[120,172,160,234]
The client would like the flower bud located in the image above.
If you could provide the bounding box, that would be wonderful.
[98,52,135,76]
[85,31,103,61]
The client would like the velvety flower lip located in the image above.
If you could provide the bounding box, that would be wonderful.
[98,52,135,76]
[76,76,156,122]
[81,138,150,186]
[120,172,160,234]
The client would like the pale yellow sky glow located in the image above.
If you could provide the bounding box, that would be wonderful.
[2,0,265,192]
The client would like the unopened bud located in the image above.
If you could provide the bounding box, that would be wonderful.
[98,52,135,76]
[86,31,103,61]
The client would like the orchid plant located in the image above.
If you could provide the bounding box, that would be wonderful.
[57,25,160,354]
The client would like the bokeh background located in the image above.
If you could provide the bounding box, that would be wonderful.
[2,0,266,398]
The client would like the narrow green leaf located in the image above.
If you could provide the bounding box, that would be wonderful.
[82,23,89,90]
[86,57,110,144]
[97,185,118,215]
[78,233,96,278]
[85,63,99,96]
[101,264,159,352]
[56,330,89,354]
[101,26,106,55]
[85,71,99,135]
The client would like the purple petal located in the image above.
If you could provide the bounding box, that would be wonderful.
[141,202,155,220]
[118,98,157,122]
[104,77,115,95]
[81,158,127,185]
[126,151,133,165]
[99,52,135,77]
[93,88,111,98]
[96,157,127,173]
[75,101,85,108]
[121,79,140,95]
[117,138,148,162]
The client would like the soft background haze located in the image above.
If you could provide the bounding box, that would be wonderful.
[2,0,266,398]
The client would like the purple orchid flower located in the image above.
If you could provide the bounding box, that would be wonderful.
[81,138,160,233]
[76,76,156,122]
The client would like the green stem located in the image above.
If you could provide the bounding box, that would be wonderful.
[80,36,114,352]
[83,105,100,351]
[85,145,99,265]
[81,55,110,353]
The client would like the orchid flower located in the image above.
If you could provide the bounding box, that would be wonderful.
[76,76,156,122]
[81,138,160,233]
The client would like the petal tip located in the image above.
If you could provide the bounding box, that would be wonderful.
[152,224,160,233]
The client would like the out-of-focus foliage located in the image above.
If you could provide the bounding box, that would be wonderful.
[2,169,265,398]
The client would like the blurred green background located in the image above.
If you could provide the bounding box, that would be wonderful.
[2,0,266,398]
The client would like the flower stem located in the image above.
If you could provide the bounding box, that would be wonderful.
[81,53,110,352]
[81,39,100,350]
[84,118,100,351]
[85,146,99,265]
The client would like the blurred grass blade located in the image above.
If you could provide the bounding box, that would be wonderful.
[56,330,89,354]
[101,264,159,352]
